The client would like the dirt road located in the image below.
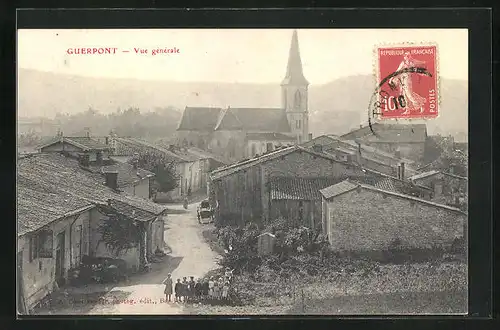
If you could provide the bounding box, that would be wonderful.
[70,203,220,315]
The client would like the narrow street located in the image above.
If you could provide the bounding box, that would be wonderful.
[48,201,221,315]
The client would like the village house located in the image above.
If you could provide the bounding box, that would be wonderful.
[38,131,114,165]
[340,123,428,162]
[110,137,227,199]
[17,153,167,312]
[176,30,312,162]
[409,170,468,209]
[319,179,466,252]
[209,145,431,228]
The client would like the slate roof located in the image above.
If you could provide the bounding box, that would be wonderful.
[246,132,296,141]
[17,153,167,236]
[177,107,222,131]
[39,136,111,151]
[215,108,292,132]
[340,123,427,143]
[320,179,465,214]
[270,177,345,201]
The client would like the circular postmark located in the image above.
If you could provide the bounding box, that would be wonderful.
[367,66,433,136]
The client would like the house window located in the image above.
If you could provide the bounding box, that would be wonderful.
[266,142,274,152]
[251,144,257,157]
[29,230,53,261]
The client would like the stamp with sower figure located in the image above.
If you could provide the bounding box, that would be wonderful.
[372,44,439,121]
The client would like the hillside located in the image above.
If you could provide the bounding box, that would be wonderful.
[18,69,468,139]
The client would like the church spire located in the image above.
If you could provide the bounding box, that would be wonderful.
[281,30,309,86]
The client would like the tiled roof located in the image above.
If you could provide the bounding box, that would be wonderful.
[215,108,292,132]
[374,177,397,192]
[320,179,466,215]
[106,199,157,222]
[177,107,222,131]
[246,132,296,142]
[319,179,359,199]
[270,177,344,201]
[340,123,427,143]
[114,137,193,162]
[17,153,168,236]
[39,136,111,151]
[210,146,340,180]
[96,162,155,188]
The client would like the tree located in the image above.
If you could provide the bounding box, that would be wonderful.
[97,209,141,256]
[131,153,179,194]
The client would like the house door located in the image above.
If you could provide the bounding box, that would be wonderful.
[55,232,66,286]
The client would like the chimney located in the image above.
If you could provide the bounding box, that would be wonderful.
[84,127,91,138]
[312,144,323,153]
[356,142,362,165]
[104,171,118,190]
[360,124,363,129]
[308,133,313,141]
[105,136,109,145]
[400,162,405,180]
[397,164,401,179]
[395,149,401,159]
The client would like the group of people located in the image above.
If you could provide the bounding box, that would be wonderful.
[162,269,233,304]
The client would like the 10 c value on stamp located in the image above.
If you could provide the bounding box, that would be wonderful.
[374,44,439,120]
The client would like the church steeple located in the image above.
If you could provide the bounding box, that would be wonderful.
[281,29,309,86]
[281,30,310,144]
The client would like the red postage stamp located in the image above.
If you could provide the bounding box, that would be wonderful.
[375,44,439,120]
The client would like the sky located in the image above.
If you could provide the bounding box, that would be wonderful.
[17,29,468,84]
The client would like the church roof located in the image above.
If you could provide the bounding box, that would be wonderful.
[281,30,309,86]
[215,107,292,132]
[177,107,222,131]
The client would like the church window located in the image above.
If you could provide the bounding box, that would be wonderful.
[294,90,301,108]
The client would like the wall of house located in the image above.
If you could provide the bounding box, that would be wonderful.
[269,199,321,229]
[147,217,165,255]
[261,151,365,222]
[212,164,263,227]
[325,189,466,251]
[122,179,150,199]
[19,210,90,310]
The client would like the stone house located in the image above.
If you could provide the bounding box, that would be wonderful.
[319,179,466,252]
[17,153,167,312]
[176,30,312,162]
[409,170,468,209]
[340,123,428,162]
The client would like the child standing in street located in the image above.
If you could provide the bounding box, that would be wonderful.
[181,277,189,303]
[208,276,215,299]
[222,280,229,302]
[174,279,182,303]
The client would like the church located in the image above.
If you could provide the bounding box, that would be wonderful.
[176,30,312,162]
